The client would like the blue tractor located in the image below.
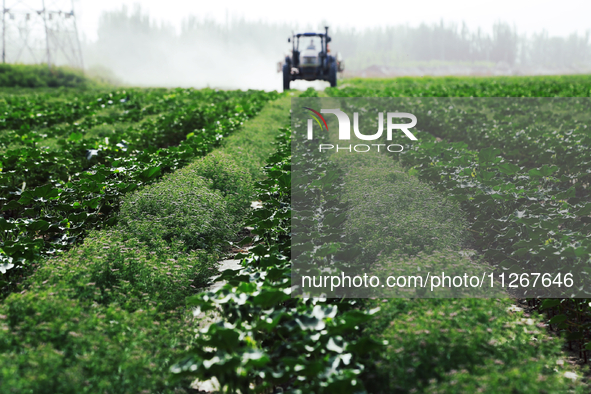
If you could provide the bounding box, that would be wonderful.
[280,26,344,91]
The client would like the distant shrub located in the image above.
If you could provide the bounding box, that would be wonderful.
[0,63,95,88]
[119,172,232,251]
[186,151,254,217]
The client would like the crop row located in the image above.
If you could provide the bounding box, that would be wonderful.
[0,149,257,392]
[178,91,585,392]
[0,90,119,130]
[332,74,591,98]
[173,126,382,393]
[0,101,379,393]
[327,79,591,362]
[0,89,287,393]
[396,101,591,359]
[288,86,587,391]
[0,88,278,293]
[0,88,184,131]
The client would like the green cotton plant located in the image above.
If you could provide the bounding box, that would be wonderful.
[171,127,383,393]
[394,123,591,297]
[393,116,591,355]
[0,86,286,392]
[0,87,278,295]
[326,74,591,98]
[327,81,591,367]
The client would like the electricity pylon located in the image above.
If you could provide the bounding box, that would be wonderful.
[2,0,84,69]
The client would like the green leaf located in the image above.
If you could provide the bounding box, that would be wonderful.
[575,203,591,216]
[548,314,567,324]
[0,218,16,231]
[207,326,240,350]
[539,299,561,310]
[556,186,576,199]
[276,173,290,189]
[27,220,50,232]
[478,171,496,181]
[528,168,543,178]
[324,213,347,227]
[140,166,161,181]
[17,191,35,205]
[237,236,253,247]
[346,336,385,355]
[497,162,520,175]
[68,212,88,223]
[68,132,83,142]
[478,147,500,164]
[539,164,558,177]
[34,184,59,199]
[252,289,289,308]
[82,197,102,210]
[1,200,22,211]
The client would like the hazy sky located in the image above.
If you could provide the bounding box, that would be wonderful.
[70,0,591,42]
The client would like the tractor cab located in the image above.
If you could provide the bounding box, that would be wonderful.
[301,40,320,67]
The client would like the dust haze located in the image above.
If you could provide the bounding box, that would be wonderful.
[81,6,591,90]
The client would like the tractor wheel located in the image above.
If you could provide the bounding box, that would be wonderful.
[328,62,337,88]
[282,64,290,91]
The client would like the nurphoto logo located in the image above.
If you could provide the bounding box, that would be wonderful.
[304,107,418,152]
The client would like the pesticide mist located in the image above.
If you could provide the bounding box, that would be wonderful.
[82,6,591,90]
[82,7,288,90]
